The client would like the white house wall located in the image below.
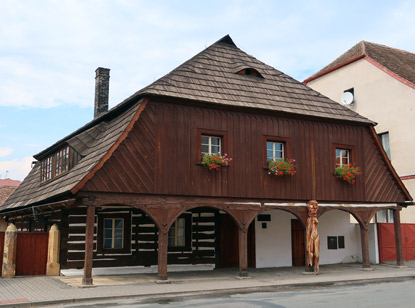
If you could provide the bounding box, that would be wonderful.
[255,210,294,268]
[318,210,361,264]
[255,209,362,268]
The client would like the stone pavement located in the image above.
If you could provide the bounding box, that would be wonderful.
[1,262,415,307]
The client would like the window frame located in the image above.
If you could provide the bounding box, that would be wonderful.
[333,144,355,169]
[197,129,228,163]
[168,213,192,252]
[263,136,290,168]
[97,213,131,254]
[377,132,391,160]
[40,145,72,183]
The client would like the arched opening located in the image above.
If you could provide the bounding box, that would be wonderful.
[254,209,303,268]
[317,209,362,265]
[167,206,256,269]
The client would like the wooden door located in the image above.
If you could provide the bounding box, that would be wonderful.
[16,232,49,276]
[219,215,255,268]
[291,219,305,266]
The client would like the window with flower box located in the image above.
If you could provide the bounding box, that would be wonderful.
[263,136,290,168]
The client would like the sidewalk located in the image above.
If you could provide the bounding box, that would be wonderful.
[1,262,415,307]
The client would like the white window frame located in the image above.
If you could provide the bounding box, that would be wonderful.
[168,217,186,247]
[201,135,221,157]
[336,149,350,167]
[267,141,284,161]
[103,218,124,249]
[378,132,391,160]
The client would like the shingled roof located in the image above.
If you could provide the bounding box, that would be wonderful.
[1,35,374,212]
[125,35,372,124]
[304,41,415,88]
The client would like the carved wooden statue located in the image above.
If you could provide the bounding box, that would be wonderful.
[306,200,320,274]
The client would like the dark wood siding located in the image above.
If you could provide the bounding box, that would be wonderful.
[61,206,219,269]
[84,100,407,203]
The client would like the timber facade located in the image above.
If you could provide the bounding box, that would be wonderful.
[1,35,411,283]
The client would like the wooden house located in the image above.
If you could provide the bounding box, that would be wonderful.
[0,36,411,284]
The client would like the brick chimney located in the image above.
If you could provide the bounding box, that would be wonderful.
[94,67,110,118]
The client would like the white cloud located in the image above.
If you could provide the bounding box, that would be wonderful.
[0,156,33,181]
[0,147,13,158]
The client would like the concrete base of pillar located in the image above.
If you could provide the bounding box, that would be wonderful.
[156,279,171,284]
[361,267,374,271]
[302,271,319,275]
[394,265,407,269]
[81,277,93,286]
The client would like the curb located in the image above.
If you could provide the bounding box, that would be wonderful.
[2,275,415,308]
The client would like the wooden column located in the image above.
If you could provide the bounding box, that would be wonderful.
[393,209,404,266]
[82,205,95,286]
[238,227,248,277]
[157,230,168,281]
[360,224,371,268]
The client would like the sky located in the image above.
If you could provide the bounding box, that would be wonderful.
[1,0,415,181]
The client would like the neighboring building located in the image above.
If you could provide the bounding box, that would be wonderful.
[0,178,21,206]
[0,36,411,284]
[304,41,415,262]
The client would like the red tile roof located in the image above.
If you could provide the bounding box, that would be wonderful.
[0,179,21,187]
[304,41,415,88]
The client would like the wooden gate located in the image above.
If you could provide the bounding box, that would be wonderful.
[377,223,415,263]
[16,232,49,275]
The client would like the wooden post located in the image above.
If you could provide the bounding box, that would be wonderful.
[360,224,371,269]
[393,209,404,266]
[82,205,95,286]
[2,224,17,278]
[238,227,248,277]
[157,230,168,281]
[46,224,60,276]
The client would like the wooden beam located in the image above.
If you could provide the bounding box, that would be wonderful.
[82,205,95,286]
[360,224,371,269]
[393,209,404,266]
[238,228,248,277]
[157,230,168,281]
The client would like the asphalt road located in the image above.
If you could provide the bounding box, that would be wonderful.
[49,279,415,308]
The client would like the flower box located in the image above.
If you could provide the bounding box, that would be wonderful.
[334,164,361,184]
[268,158,296,176]
[202,152,232,170]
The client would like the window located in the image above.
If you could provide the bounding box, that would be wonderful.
[376,209,394,223]
[267,141,284,161]
[236,68,263,78]
[328,236,345,250]
[335,149,350,167]
[41,145,72,183]
[98,213,131,254]
[55,146,69,176]
[201,135,221,157]
[169,218,186,247]
[103,218,124,249]
[41,156,53,182]
[378,132,391,160]
[168,214,191,251]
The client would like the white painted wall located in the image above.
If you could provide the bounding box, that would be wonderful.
[255,209,362,268]
[315,210,361,264]
[255,210,294,268]
[368,223,379,264]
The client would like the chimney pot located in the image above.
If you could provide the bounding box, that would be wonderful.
[94,67,110,119]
